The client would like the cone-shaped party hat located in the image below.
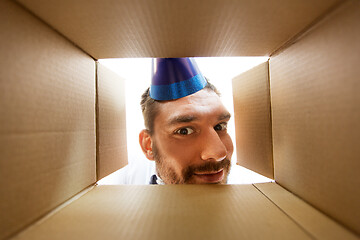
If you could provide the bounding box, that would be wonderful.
[150,58,207,100]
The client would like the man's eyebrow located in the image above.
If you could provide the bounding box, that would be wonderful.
[218,112,231,121]
[168,115,198,125]
[167,113,231,126]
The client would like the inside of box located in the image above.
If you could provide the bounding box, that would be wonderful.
[1,0,359,239]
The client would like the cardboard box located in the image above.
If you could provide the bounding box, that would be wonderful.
[0,0,359,239]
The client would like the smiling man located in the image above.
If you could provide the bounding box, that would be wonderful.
[139,58,234,184]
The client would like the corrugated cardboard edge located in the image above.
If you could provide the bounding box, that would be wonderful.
[95,62,100,181]
[232,61,274,179]
[254,183,359,239]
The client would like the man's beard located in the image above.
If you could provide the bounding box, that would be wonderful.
[152,142,231,184]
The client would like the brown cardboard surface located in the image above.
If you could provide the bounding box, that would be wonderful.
[96,63,128,180]
[0,0,96,239]
[14,184,311,240]
[16,0,340,59]
[232,62,274,179]
[269,0,360,235]
[255,183,358,239]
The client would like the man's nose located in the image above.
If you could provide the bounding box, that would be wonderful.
[200,129,227,162]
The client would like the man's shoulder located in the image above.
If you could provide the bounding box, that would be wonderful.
[97,160,156,185]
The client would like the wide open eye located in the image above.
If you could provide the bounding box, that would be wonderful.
[214,122,228,131]
[175,127,194,135]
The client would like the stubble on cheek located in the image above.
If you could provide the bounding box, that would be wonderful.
[153,143,184,184]
[155,159,184,184]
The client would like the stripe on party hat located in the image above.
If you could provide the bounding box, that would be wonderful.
[150,58,207,100]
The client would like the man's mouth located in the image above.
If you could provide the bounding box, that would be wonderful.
[193,169,224,183]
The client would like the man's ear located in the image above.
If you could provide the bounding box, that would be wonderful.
[139,129,155,160]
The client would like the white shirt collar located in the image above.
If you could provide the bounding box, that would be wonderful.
[155,173,165,185]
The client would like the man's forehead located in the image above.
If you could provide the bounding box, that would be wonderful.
[156,89,230,124]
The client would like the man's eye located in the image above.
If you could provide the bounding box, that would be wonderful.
[175,127,194,135]
[214,122,227,131]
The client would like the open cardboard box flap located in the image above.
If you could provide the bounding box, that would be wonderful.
[16,0,342,59]
[12,183,357,240]
[1,0,359,239]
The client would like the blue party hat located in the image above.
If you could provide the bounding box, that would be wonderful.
[150,58,207,101]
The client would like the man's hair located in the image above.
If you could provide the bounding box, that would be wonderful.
[140,79,220,135]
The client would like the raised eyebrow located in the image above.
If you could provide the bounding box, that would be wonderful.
[168,115,198,126]
[218,112,231,121]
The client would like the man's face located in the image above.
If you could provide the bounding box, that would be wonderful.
[150,89,233,184]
